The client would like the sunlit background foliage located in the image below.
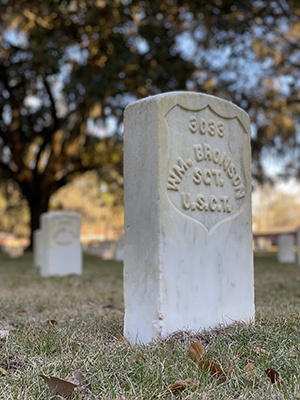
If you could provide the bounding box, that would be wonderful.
[0,0,299,244]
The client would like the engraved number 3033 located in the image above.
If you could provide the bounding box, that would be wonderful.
[189,116,225,138]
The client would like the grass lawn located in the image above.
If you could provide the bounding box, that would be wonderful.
[0,252,299,399]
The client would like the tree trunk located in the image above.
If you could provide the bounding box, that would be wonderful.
[22,181,51,251]
[28,201,49,251]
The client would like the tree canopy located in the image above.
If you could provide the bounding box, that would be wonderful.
[0,0,299,243]
[253,182,300,230]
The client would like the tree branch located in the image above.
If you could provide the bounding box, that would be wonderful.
[51,165,94,194]
[43,77,59,130]
[0,161,16,179]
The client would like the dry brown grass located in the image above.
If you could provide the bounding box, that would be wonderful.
[0,252,299,399]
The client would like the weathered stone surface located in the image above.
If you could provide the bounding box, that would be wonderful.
[277,234,295,264]
[123,92,255,344]
[40,212,82,277]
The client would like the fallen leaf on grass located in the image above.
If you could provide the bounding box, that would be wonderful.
[0,367,7,375]
[198,360,228,380]
[241,363,258,387]
[189,342,205,362]
[43,318,56,328]
[16,310,27,316]
[265,368,283,386]
[244,362,257,377]
[227,359,232,376]
[102,303,114,309]
[253,347,270,356]
[115,333,130,347]
[39,374,78,398]
[167,378,200,393]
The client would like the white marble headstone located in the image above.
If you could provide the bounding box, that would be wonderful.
[277,234,295,264]
[40,212,82,277]
[256,237,272,252]
[123,92,255,344]
[33,229,42,267]
[100,241,117,260]
[115,235,124,261]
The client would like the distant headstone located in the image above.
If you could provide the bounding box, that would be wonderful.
[40,212,82,277]
[277,234,295,264]
[115,235,124,261]
[33,229,42,267]
[298,227,300,266]
[123,92,255,344]
[99,241,117,260]
[256,237,272,252]
[82,240,118,259]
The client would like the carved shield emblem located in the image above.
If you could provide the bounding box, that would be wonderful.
[51,216,80,246]
[165,103,248,233]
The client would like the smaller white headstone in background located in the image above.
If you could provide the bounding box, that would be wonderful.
[33,229,42,267]
[115,235,124,261]
[277,234,295,264]
[100,241,117,260]
[256,237,272,252]
[40,212,82,277]
[297,227,300,266]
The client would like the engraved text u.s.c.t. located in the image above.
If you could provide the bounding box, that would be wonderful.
[165,104,247,233]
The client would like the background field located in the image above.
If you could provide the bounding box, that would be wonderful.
[0,253,299,399]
